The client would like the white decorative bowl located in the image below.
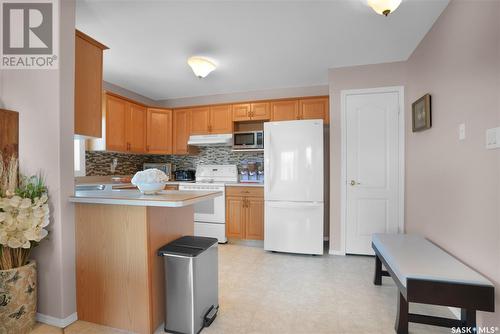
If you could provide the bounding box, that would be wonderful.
[136,182,166,195]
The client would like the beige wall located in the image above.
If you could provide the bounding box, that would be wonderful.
[159,84,329,108]
[329,0,500,324]
[405,0,500,325]
[328,61,407,251]
[103,81,159,106]
[0,0,77,321]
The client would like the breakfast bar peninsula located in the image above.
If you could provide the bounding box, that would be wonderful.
[69,187,222,334]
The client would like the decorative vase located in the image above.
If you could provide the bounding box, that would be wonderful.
[0,261,37,334]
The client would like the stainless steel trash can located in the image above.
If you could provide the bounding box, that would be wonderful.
[158,236,219,334]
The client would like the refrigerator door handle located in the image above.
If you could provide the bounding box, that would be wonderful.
[265,132,272,193]
[266,201,323,209]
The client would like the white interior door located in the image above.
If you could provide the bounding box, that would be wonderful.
[345,90,401,255]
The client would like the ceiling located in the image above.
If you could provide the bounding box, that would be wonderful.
[76,0,449,101]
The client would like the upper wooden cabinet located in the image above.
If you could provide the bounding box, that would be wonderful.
[189,107,211,134]
[90,93,149,153]
[232,104,250,122]
[250,102,270,121]
[127,103,147,153]
[90,95,329,154]
[209,105,232,133]
[189,105,232,134]
[146,108,172,154]
[173,109,191,155]
[232,102,270,122]
[269,97,329,123]
[105,94,128,152]
[74,30,108,138]
[299,98,329,123]
[270,100,299,122]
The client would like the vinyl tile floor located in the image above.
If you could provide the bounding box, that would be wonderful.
[33,243,452,334]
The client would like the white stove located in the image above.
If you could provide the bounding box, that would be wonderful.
[178,165,238,243]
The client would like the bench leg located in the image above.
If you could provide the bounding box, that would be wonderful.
[374,255,382,285]
[461,309,476,331]
[395,292,409,334]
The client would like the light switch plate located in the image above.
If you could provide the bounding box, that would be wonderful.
[459,123,466,140]
[486,127,500,149]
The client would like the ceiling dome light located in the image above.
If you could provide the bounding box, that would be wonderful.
[187,56,216,78]
[367,0,402,16]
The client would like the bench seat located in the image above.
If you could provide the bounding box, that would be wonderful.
[372,234,493,288]
[372,233,495,334]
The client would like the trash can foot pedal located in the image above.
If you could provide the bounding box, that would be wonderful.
[203,305,218,327]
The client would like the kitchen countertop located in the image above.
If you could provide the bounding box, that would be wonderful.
[75,175,184,185]
[69,189,222,207]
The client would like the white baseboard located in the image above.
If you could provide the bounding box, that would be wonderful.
[328,249,346,256]
[448,307,461,320]
[154,323,165,334]
[36,312,78,328]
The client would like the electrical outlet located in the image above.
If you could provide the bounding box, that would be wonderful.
[486,127,500,149]
[111,158,118,173]
[458,123,466,140]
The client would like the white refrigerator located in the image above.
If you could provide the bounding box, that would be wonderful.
[264,119,324,255]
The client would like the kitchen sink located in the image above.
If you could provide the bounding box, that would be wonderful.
[75,184,106,191]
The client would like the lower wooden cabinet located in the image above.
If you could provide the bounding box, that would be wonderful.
[245,197,264,240]
[226,196,245,238]
[225,187,264,240]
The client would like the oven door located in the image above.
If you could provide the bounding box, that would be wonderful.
[193,193,225,223]
[179,185,225,223]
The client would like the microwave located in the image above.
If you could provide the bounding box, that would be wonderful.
[233,131,264,150]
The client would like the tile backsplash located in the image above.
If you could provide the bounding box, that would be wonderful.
[85,147,263,176]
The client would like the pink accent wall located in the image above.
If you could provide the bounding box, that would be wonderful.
[0,0,77,321]
[328,61,407,251]
[405,0,500,324]
[329,0,500,324]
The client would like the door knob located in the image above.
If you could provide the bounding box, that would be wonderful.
[350,180,360,186]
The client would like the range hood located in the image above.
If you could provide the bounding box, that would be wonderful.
[187,134,233,147]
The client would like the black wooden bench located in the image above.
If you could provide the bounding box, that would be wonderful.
[372,234,495,334]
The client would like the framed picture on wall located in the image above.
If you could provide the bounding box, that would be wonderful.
[412,94,431,132]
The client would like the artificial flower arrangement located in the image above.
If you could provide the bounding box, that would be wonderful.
[0,152,49,333]
[0,152,49,270]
